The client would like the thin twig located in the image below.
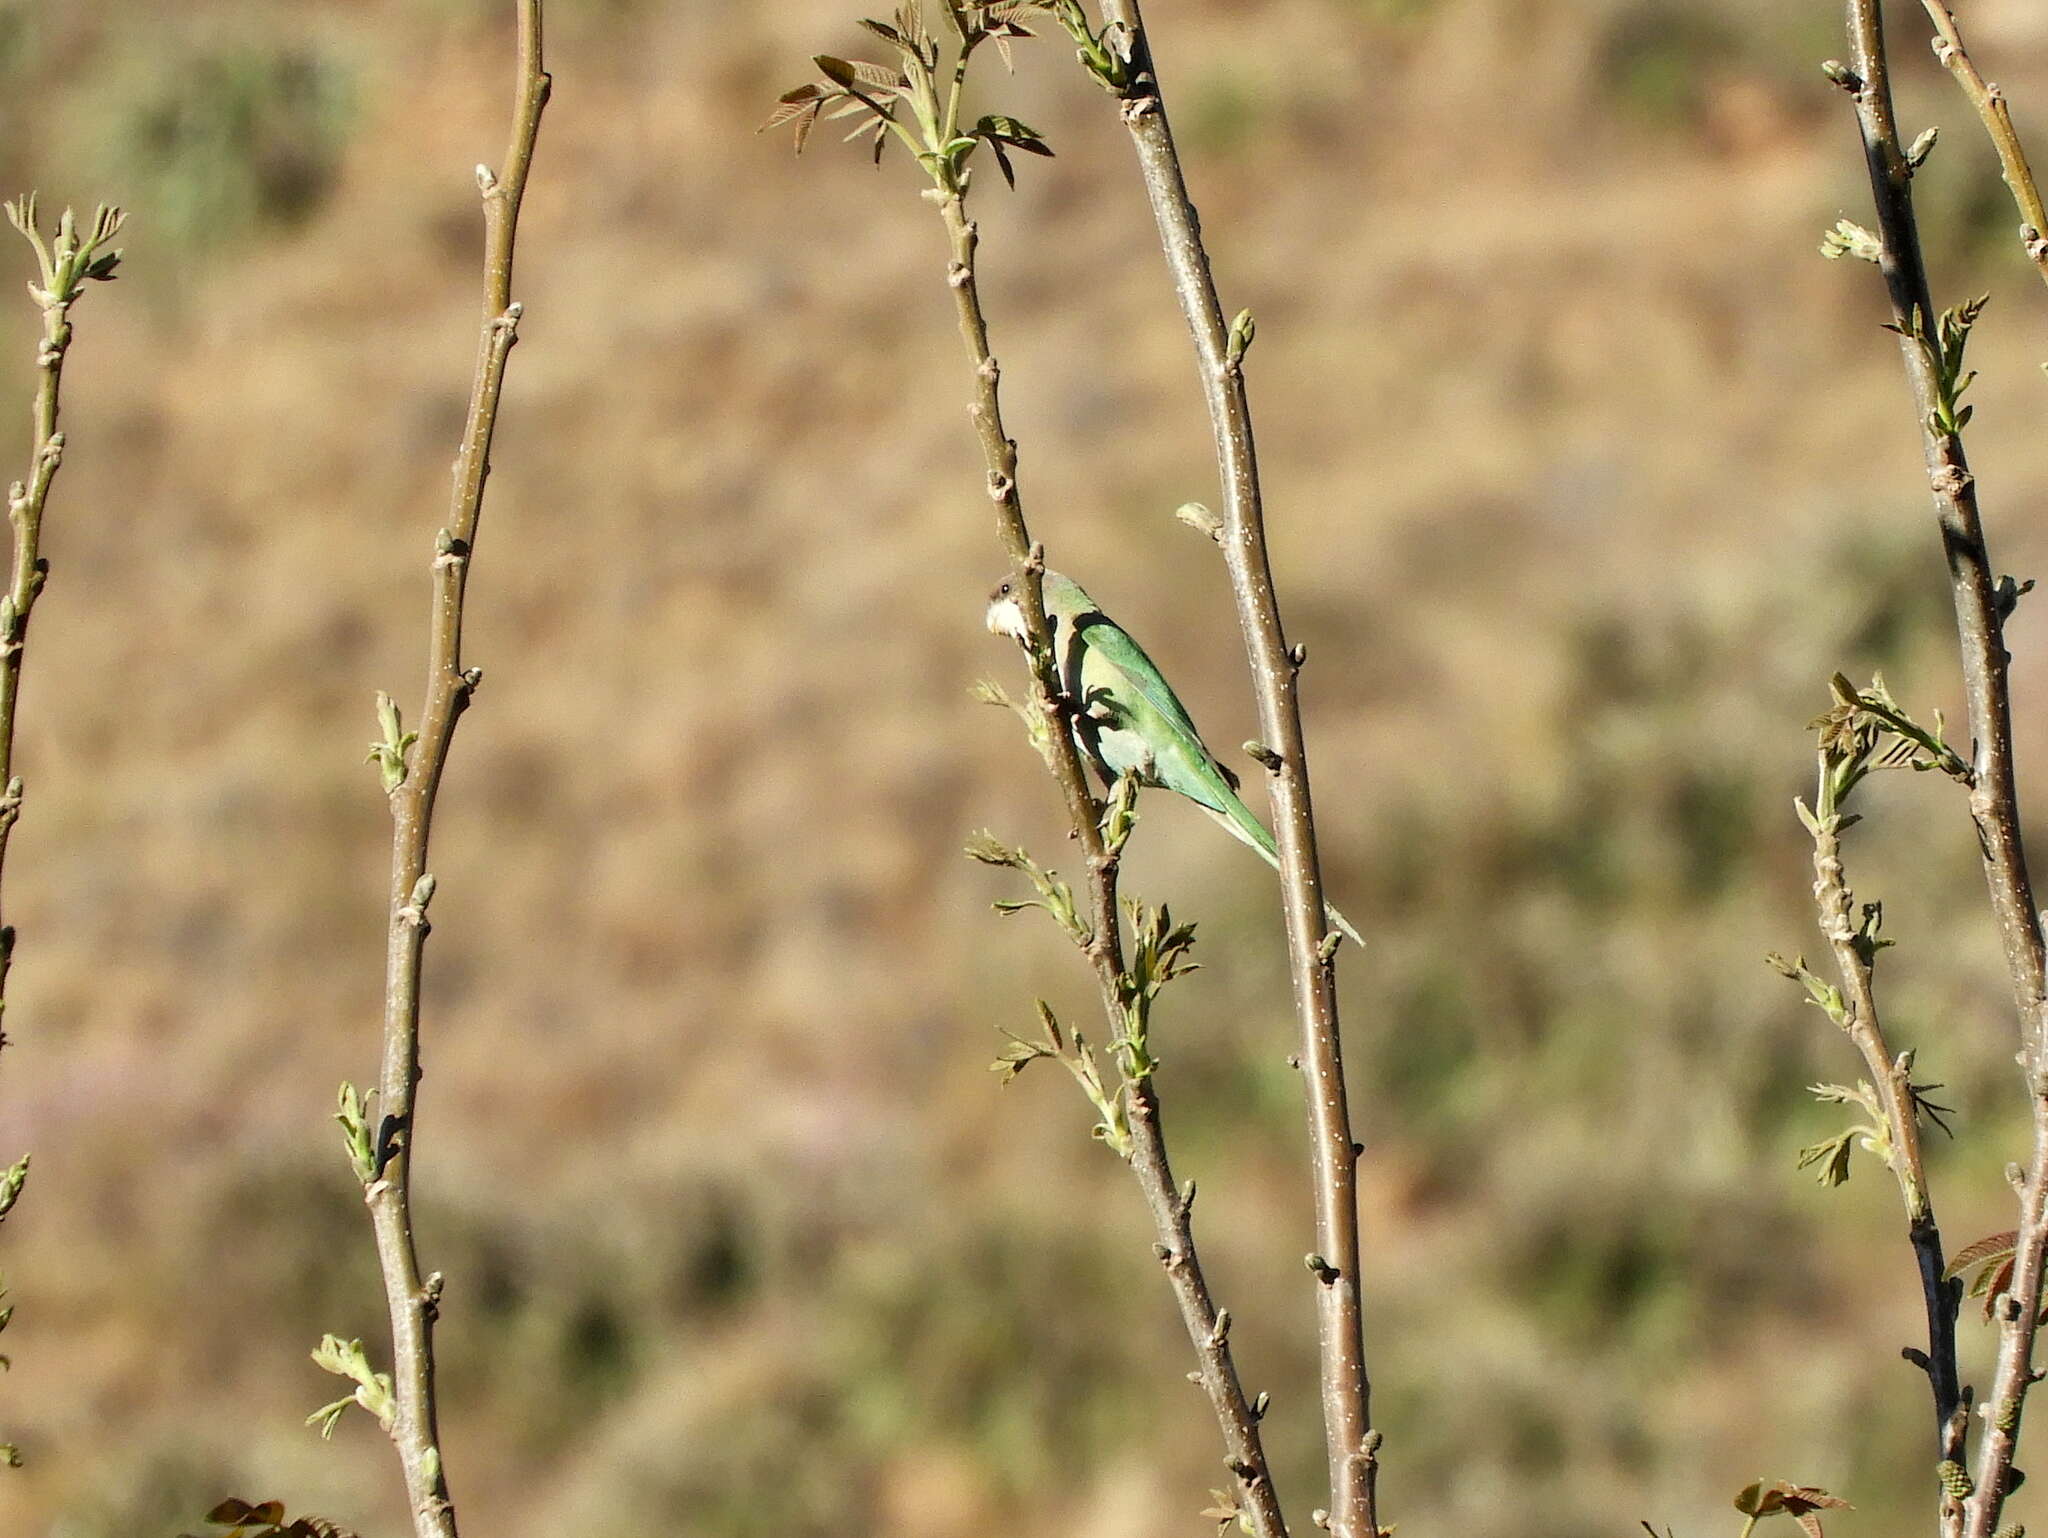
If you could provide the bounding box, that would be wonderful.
[364,8,548,1537]
[1797,775,1964,1520]
[1081,5,1379,1534]
[0,195,122,1471]
[0,199,122,1053]
[1837,5,2048,1535]
[1918,0,2048,287]
[913,33,1291,1538]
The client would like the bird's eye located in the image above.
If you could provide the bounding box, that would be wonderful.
[999,582,1012,596]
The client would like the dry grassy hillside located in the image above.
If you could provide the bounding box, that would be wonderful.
[2,1,2048,1534]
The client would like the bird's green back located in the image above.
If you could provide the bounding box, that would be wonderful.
[1045,575,1221,764]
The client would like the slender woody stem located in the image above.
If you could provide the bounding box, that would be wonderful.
[1911,5,2048,1525]
[367,9,548,1537]
[1918,0,2048,286]
[1805,803,1964,1519]
[917,45,1289,1538]
[1086,6,1379,1534]
[1839,5,2048,1535]
[0,194,121,1470]
[0,201,121,1050]
[0,308,63,1029]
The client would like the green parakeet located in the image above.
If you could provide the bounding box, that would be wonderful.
[986,570,1362,949]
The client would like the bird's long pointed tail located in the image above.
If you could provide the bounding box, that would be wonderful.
[1202,804,1366,952]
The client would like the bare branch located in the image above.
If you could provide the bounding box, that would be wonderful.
[358,7,549,1536]
[0,197,123,1050]
[1918,0,2048,286]
[1080,5,1381,1533]
[0,192,124,1471]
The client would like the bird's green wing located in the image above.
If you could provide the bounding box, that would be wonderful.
[1070,611,1274,848]
[1069,607,1225,774]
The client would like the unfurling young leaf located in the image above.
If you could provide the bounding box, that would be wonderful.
[1947,1229,2023,1320]
[1200,1488,1246,1534]
[1033,0,1131,88]
[991,1033,1052,1082]
[1804,672,1972,816]
[965,832,1091,945]
[1176,501,1225,541]
[1070,1031,1133,1157]
[1100,769,1140,857]
[1894,293,1993,438]
[5,199,126,309]
[991,1002,1062,1083]
[1764,952,1848,1027]
[365,692,417,794]
[1797,1080,1893,1185]
[209,1499,287,1528]
[973,113,1054,188]
[763,84,832,153]
[180,1496,363,1538]
[1796,1128,1858,1188]
[333,1081,378,1185]
[996,997,1132,1156]
[765,55,906,162]
[1227,308,1257,365]
[974,113,1051,153]
[1820,219,1882,263]
[813,53,861,88]
[306,1334,395,1435]
[1732,1480,1851,1538]
[0,1153,26,1221]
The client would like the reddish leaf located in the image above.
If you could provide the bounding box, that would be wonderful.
[1946,1230,2019,1280]
[1986,1256,2016,1320]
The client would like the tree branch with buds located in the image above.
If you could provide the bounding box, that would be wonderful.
[1817,6,2048,1535]
[1917,0,2048,287]
[315,9,549,1537]
[1031,4,1383,1532]
[0,193,124,1472]
[774,8,1290,1533]
[1772,673,1966,1534]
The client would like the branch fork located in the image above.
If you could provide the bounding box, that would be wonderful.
[1818,3,2048,1533]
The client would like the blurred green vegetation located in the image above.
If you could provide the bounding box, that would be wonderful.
[78,39,356,249]
[1603,4,1745,126]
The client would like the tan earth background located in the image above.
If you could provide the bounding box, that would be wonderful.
[3,1,2048,1534]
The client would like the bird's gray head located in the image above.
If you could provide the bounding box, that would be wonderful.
[985,576,1028,643]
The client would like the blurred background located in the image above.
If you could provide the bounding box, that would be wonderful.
[1,0,2047,1533]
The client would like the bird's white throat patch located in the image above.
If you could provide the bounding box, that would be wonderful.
[985,593,1027,641]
